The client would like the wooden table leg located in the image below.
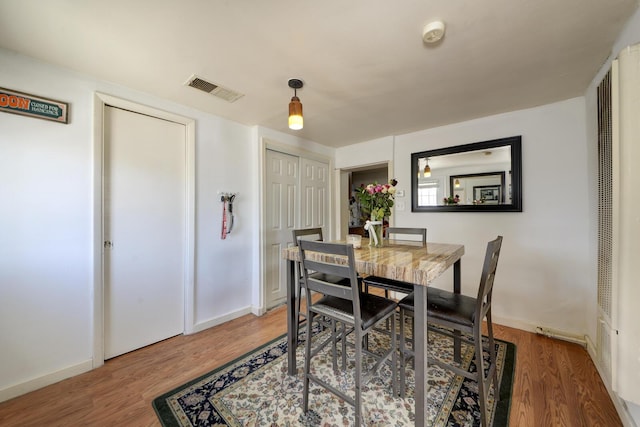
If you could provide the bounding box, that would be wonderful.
[286,258,297,376]
[414,285,427,427]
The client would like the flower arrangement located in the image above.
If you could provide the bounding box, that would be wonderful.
[356,179,398,220]
[443,195,460,205]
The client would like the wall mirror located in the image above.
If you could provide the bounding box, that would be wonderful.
[411,136,522,212]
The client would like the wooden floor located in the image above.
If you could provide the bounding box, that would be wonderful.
[0,303,621,427]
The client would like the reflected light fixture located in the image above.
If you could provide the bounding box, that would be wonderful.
[288,78,304,130]
[423,158,431,177]
[454,178,460,188]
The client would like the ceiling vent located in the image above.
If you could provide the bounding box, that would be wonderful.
[185,75,244,103]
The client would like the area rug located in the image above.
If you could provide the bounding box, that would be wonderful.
[153,323,515,427]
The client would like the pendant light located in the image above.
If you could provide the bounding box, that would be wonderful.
[423,158,431,177]
[454,178,460,188]
[288,79,303,130]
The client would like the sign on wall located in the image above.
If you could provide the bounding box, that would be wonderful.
[0,87,69,124]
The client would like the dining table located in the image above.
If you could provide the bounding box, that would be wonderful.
[282,238,465,427]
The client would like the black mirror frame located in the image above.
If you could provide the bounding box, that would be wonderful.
[411,135,522,212]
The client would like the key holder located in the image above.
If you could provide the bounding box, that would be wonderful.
[219,192,238,239]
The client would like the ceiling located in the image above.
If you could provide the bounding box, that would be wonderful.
[0,0,637,148]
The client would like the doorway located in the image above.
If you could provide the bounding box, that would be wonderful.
[102,106,186,358]
[93,93,195,365]
[337,163,391,240]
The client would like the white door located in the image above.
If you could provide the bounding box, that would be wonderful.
[265,150,299,309]
[300,157,329,230]
[103,106,186,359]
[264,150,329,309]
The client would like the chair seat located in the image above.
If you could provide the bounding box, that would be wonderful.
[362,275,414,293]
[313,293,397,330]
[398,287,477,328]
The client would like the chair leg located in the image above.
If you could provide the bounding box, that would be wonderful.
[341,323,347,370]
[487,311,499,394]
[384,289,390,329]
[474,326,488,427]
[354,327,363,426]
[303,309,314,414]
[453,329,462,363]
[294,281,302,345]
[399,308,407,398]
[331,319,339,372]
[390,311,398,397]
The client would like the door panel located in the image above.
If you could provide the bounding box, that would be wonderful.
[301,158,329,230]
[265,150,298,309]
[104,106,185,359]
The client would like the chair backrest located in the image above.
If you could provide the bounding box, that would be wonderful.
[292,228,324,246]
[384,227,427,244]
[476,236,503,320]
[292,228,324,282]
[298,240,361,318]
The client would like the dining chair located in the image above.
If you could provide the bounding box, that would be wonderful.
[363,227,427,297]
[398,235,503,427]
[298,240,398,426]
[292,228,324,342]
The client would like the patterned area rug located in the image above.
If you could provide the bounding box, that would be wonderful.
[153,323,515,426]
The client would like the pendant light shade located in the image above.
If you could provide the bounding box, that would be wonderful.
[288,79,304,130]
[288,96,303,130]
[423,158,431,178]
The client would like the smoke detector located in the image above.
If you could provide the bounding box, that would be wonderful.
[423,20,445,43]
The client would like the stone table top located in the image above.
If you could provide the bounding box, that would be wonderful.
[282,239,465,286]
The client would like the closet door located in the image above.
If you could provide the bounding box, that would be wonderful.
[300,157,329,230]
[263,150,330,310]
[103,106,186,359]
[264,150,299,309]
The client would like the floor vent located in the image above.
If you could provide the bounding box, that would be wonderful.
[185,75,244,103]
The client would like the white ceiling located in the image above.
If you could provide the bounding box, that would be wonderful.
[0,0,637,148]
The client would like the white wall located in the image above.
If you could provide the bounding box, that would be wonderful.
[335,136,394,169]
[0,48,281,400]
[337,98,591,336]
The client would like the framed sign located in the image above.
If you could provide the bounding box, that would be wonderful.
[0,87,69,124]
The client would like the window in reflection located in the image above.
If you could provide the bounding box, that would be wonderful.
[417,179,440,206]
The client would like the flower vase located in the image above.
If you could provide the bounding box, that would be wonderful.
[368,216,384,248]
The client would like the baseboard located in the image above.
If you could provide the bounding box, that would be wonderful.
[189,306,254,334]
[533,326,587,347]
[0,359,93,403]
[251,305,266,316]
[491,314,539,333]
[492,315,587,347]
[585,334,597,359]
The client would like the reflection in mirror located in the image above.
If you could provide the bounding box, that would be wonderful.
[411,136,522,212]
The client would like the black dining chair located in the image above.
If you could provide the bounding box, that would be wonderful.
[398,236,503,427]
[298,239,398,426]
[363,227,427,297]
[292,228,324,341]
